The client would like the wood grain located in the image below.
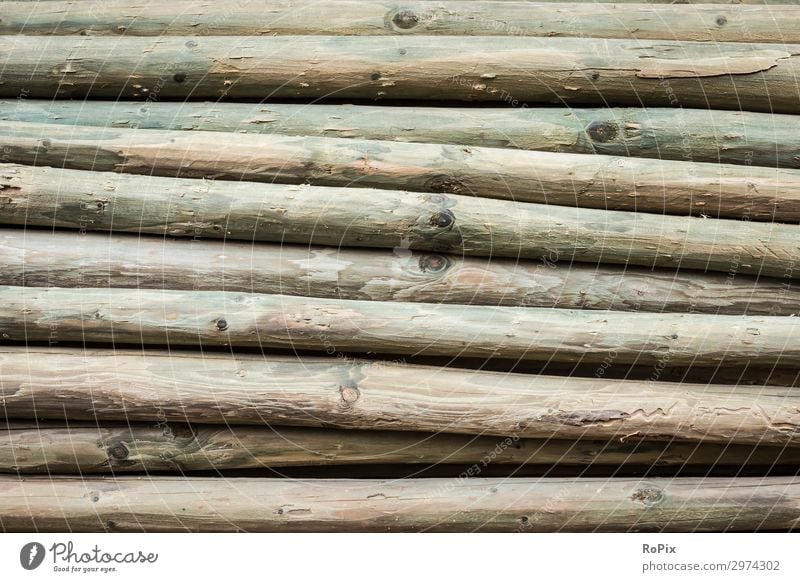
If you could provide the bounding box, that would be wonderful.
[1,475,798,532]
[3,421,799,474]
[4,100,800,169]
[1,36,799,112]
[4,121,800,221]
[1,348,799,445]
[3,229,798,315]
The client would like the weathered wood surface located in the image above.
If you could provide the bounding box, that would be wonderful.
[3,287,800,366]
[3,288,800,366]
[3,1,800,42]
[1,36,799,112]
[1,475,798,532]
[2,348,799,445]
[3,229,798,315]
[4,101,800,169]
[5,122,800,222]
[3,165,799,277]
[7,421,797,474]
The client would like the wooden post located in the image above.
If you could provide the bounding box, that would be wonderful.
[2,348,799,445]
[3,1,800,42]
[2,475,798,532]
[2,164,798,277]
[4,120,800,222]
[3,421,799,474]
[1,36,799,112]
[3,100,799,169]
[3,229,798,315]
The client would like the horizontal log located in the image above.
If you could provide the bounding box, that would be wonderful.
[2,348,799,445]
[4,287,800,366]
[2,475,798,532]
[3,229,798,315]
[4,101,800,169]
[3,421,800,474]
[3,1,800,42]
[3,164,798,278]
[1,36,799,112]
[5,122,800,222]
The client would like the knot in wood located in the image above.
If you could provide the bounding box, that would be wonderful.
[631,485,665,507]
[585,121,619,143]
[419,254,451,273]
[107,442,130,460]
[391,10,420,30]
[429,209,455,229]
[339,386,361,406]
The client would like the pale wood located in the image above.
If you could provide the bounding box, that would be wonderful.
[4,100,800,169]
[3,229,798,315]
[1,36,799,112]
[1,348,799,445]
[3,1,800,42]
[3,287,799,366]
[3,164,799,277]
[4,120,800,222]
[1,475,798,532]
[6,421,797,473]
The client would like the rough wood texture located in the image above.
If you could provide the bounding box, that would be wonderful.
[4,101,800,169]
[2,348,799,445]
[1,475,798,532]
[1,36,799,112]
[3,288,800,366]
[3,229,798,315]
[7,421,797,474]
[4,121,800,222]
[3,1,800,42]
[3,165,798,278]
[3,287,800,366]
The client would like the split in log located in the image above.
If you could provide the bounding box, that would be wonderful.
[2,421,799,474]
[1,348,799,445]
[3,229,798,315]
[4,121,800,222]
[1,475,798,532]
[3,287,800,366]
[3,100,799,169]
[3,1,800,42]
[2,165,798,277]
[1,36,799,112]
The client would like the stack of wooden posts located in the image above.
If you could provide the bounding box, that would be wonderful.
[1,0,799,532]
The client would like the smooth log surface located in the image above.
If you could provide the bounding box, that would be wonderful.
[3,229,798,315]
[5,122,800,222]
[4,101,800,169]
[1,348,799,445]
[1,476,798,532]
[3,1,800,42]
[3,287,800,366]
[7,421,798,473]
[1,36,799,112]
[2,165,798,278]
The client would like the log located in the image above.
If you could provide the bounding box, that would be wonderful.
[3,1,800,42]
[4,122,800,222]
[2,348,799,445]
[1,475,798,532]
[4,100,800,169]
[4,288,800,366]
[3,421,799,474]
[3,164,799,278]
[1,36,799,112]
[3,229,798,315]
[3,287,800,366]
[6,421,800,475]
